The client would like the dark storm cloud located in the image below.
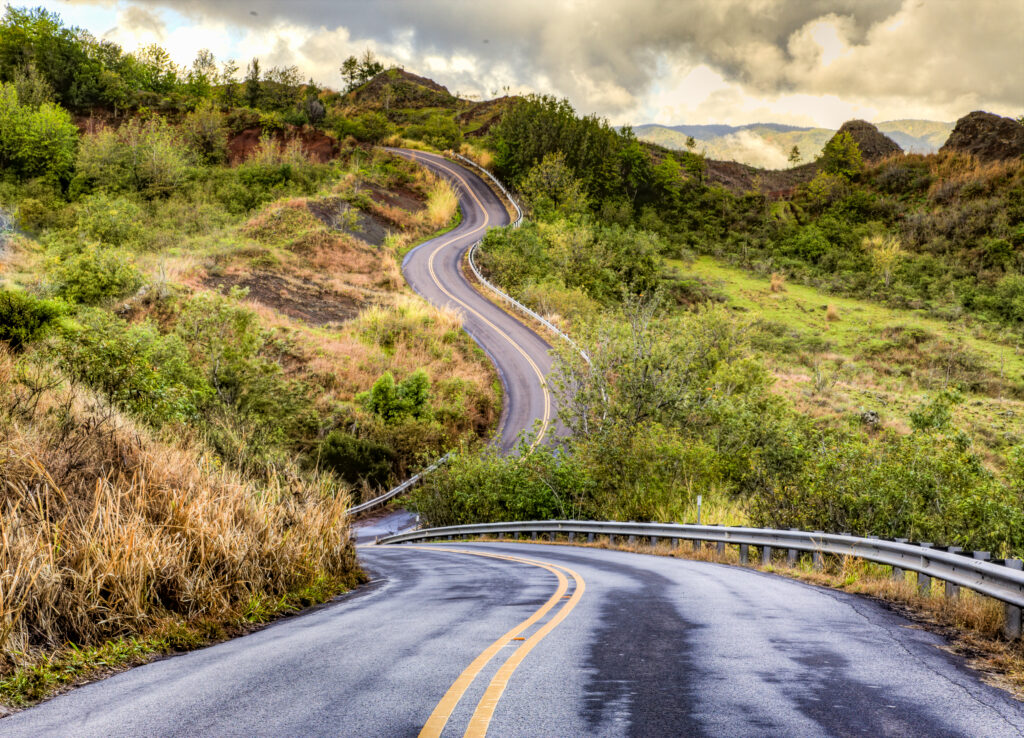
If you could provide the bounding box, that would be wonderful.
[104,0,1024,116]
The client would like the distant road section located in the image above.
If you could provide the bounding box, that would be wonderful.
[390,148,557,451]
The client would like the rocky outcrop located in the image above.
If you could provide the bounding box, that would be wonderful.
[939,111,1024,161]
[832,120,902,162]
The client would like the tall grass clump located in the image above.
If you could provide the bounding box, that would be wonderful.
[0,351,362,683]
[423,174,458,230]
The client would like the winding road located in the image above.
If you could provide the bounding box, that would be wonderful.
[4,154,1024,736]
[391,148,558,452]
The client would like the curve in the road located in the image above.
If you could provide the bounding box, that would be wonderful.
[6,541,1022,737]
[390,148,557,452]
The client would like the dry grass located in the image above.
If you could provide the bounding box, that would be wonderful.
[459,143,494,170]
[480,533,1024,699]
[769,272,786,293]
[0,352,362,695]
[422,174,459,230]
[825,303,840,322]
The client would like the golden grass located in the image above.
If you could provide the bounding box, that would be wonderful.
[0,352,362,684]
[825,303,840,322]
[422,174,459,230]
[769,272,786,293]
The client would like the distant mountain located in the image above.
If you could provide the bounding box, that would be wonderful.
[634,119,954,169]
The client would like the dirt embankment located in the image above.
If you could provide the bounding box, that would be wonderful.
[227,127,340,164]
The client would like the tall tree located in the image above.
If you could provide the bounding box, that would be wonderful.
[244,57,261,107]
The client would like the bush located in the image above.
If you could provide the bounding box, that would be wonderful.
[74,193,144,247]
[0,82,78,181]
[55,308,210,425]
[182,100,228,164]
[51,244,144,305]
[405,114,461,150]
[0,288,64,350]
[359,369,432,423]
[75,118,189,197]
[319,431,394,487]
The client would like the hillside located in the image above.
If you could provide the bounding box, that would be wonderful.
[635,119,954,168]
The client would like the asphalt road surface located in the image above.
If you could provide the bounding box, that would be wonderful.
[5,542,1022,736]
[388,148,559,452]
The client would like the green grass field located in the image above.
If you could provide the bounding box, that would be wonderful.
[670,256,1024,458]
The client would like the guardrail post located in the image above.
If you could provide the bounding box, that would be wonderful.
[568,532,575,543]
[761,545,772,565]
[739,544,749,564]
[812,532,824,570]
[893,538,908,581]
[587,532,594,543]
[692,539,702,552]
[944,547,962,599]
[973,551,991,562]
[787,530,799,566]
[628,535,637,546]
[651,536,659,547]
[716,541,725,556]
[672,537,680,551]
[1004,559,1023,641]
[531,531,538,541]
[918,543,934,595]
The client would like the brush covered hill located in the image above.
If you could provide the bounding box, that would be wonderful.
[346,68,461,110]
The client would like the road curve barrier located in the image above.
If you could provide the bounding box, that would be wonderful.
[377,519,1024,641]
[347,453,452,517]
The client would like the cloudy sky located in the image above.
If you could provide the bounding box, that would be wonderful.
[33,0,1024,127]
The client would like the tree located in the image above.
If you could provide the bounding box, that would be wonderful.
[340,55,360,92]
[788,145,801,165]
[134,44,179,95]
[304,95,325,126]
[219,59,240,106]
[244,57,261,107]
[358,49,384,83]
[262,65,302,110]
[186,48,217,100]
[863,234,904,288]
[520,151,590,221]
[183,99,227,163]
[818,131,863,178]
[685,135,697,151]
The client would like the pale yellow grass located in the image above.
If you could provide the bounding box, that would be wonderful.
[0,352,361,674]
[422,175,459,230]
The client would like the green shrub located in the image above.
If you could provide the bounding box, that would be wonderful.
[51,244,144,305]
[405,114,461,150]
[0,82,78,181]
[75,118,189,197]
[0,288,64,350]
[359,369,432,423]
[74,193,144,247]
[182,100,228,164]
[319,431,394,487]
[56,307,210,425]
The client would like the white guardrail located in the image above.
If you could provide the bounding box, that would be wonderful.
[378,519,1024,639]
[450,153,592,366]
[347,453,452,517]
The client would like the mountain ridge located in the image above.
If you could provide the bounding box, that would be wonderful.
[634,119,954,168]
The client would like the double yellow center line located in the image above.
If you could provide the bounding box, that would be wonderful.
[412,547,585,737]
[402,151,551,449]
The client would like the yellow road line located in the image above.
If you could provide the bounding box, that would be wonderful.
[402,151,551,448]
[410,546,585,738]
[464,557,585,737]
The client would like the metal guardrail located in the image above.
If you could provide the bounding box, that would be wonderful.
[452,153,523,228]
[378,519,1024,638]
[347,453,452,516]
